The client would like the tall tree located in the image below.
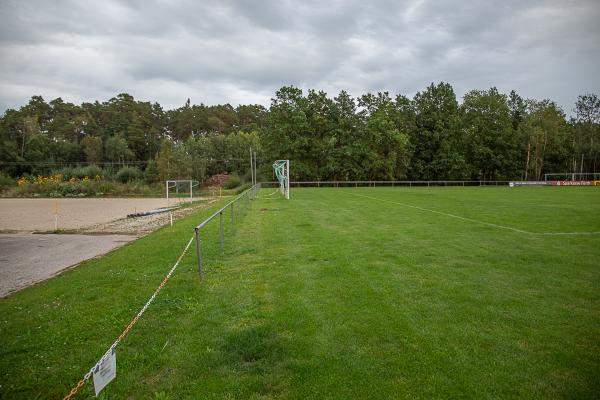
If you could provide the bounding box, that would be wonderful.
[263,86,312,179]
[328,91,362,180]
[573,93,600,173]
[411,82,467,180]
[82,136,103,164]
[105,135,133,165]
[358,92,410,179]
[521,100,570,180]
[461,88,518,180]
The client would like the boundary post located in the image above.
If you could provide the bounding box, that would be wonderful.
[219,211,223,248]
[195,228,202,279]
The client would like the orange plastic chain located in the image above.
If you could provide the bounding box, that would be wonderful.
[63,236,195,399]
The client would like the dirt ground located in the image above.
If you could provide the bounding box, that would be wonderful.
[0,197,218,297]
[0,197,202,232]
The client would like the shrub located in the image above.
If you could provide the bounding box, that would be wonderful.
[144,160,158,183]
[242,169,253,183]
[53,165,104,180]
[116,166,142,183]
[0,172,15,190]
[223,173,242,189]
[82,165,103,178]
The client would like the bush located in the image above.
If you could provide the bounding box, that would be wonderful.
[82,165,103,178]
[52,167,75,180]
[53,165,104,180]
[242,169,253,183]
[0,171,14,190]
[116,166,142,183]
[144,160,158,183]
[223,173,242,189]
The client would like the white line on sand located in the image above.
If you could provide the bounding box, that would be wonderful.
[342,191,600,236]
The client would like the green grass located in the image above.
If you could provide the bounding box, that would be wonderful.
[1,187,599,399]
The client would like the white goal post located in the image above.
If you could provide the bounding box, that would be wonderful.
[166,180,199,206]
[272,160,290,199]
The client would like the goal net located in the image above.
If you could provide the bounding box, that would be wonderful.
[272,160,290,199]
[166,180,199,206]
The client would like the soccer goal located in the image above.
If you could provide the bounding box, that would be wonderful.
[272,160,290,199]
[166,180,200,206]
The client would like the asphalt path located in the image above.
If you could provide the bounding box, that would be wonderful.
[0,233,137,297]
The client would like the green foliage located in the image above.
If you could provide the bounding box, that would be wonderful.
[55,165,103,180]
[0,171,14,189]
[144,159,158,183]
[116,166,142,183]
[521,100,571,181]
[1,87,599,184]
[6,175,159,197]
[461,87,517,180]
[223,173,242,189]
[573,93,600,173]
[105,135,133,164]
[410,82,464,180]
[155,140,192,181]
[82,135,103,164]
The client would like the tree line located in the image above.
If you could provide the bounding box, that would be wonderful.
[1,84,598,183]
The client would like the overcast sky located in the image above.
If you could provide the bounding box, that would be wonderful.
[1,0,599,114]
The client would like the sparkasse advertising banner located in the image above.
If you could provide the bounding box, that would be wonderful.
[550,180,595,186]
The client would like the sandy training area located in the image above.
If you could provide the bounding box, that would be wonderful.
[0,196,214,297]
[0,197,198,232]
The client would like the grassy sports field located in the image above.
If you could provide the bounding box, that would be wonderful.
[1,187,599,399]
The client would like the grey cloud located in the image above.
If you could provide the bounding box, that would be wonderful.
[0,0,599,113]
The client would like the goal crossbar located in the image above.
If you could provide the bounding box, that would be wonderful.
[166,180,200,206]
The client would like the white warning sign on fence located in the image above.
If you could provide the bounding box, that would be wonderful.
[93,348,116,396]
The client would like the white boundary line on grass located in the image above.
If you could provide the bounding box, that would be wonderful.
[342,191,600,236]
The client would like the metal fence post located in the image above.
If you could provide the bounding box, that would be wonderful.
[195,228,202,279]
[219,211,223,249]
